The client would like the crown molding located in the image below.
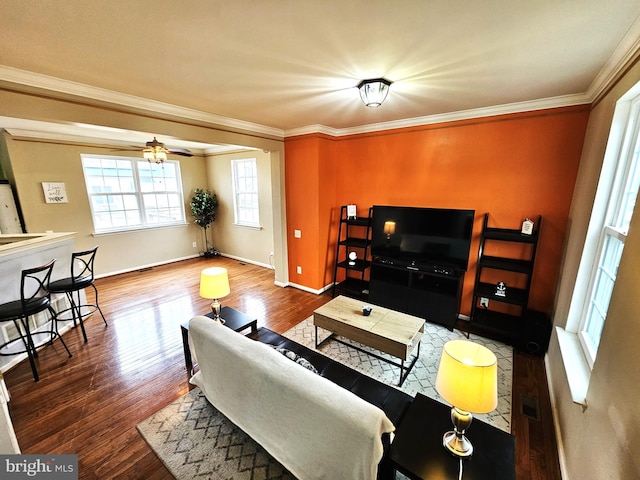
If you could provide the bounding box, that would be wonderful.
[586,15,640,101]
[284,93,591,138]
[0,66,284,139]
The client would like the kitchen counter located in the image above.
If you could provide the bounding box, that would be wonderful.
[0,232,79,371]
[0,232,80,453]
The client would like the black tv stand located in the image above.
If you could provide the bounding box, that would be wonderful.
[369,258,463,330]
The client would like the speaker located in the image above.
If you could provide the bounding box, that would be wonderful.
[521,310,551,356]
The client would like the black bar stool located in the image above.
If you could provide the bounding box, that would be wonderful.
[49,246,108,342]
[0,259,73,382]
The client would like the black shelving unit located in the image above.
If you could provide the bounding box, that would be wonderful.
[469,213,542,347]
[331,205,373,299]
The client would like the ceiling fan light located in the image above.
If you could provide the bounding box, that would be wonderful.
[358,78,392,108]
[155,151,167,163]
[143,150,155,161]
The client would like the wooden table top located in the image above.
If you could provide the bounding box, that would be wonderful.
[313,295,424,360]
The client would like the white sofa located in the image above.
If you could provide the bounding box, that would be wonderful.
[188,315,395,480]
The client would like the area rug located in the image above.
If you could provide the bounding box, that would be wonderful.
[138,388,294,479]
[283,316,513,432]
[138,317,512,479]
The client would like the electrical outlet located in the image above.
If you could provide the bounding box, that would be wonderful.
[192,242,197,248]
[296,266,302,274]
[480,297,489,308]
[294,229,302,238]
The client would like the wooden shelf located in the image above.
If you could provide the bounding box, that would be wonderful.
[470,214,542,349]
[332,206,373,300]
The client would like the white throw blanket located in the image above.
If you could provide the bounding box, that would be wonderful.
[189,316,395,480]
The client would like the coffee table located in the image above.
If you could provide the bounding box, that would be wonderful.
[313,295,424,386]
[181,306,258,373]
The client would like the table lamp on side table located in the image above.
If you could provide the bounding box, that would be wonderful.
[435,339,497,458]
[200,267,230,323]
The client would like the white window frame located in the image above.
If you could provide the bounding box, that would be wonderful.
[81,154,186,233]
[556,83,640,408]
[577,94,640,368]
[231,158,260,228]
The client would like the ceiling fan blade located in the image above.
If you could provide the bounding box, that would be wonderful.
[168,148,193,157]
[111,138,192,157]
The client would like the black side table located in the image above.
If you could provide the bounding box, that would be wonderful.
[181,306,258,373]
[391,393,515,480]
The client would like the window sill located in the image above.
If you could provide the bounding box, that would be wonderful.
[233,223,263,231]
[92,222,188,236]
[555,326,590,410]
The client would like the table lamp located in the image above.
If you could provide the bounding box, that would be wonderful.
[199,267,230,323]
[435,339,497,457]
[384,221,396,239]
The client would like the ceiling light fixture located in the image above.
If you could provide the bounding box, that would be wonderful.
[143,137,169,164]
[357,78,392,108]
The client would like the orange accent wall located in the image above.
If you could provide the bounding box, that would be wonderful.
[285,105,590,315]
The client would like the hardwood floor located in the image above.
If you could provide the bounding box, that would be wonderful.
[4,257,561,479]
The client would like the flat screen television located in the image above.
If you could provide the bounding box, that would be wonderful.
[371,206,475,271]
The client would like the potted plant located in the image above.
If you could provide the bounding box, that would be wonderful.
[190,188,219,257]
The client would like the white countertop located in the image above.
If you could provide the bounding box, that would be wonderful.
[0,232,76,257]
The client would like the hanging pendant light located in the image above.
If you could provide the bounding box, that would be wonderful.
[357,78,392,108]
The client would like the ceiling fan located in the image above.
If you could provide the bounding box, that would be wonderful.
[113,137,193,163]
[142,137,192,163]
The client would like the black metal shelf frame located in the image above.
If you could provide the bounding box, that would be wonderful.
[470,213,542,346]
[332,206,373,299]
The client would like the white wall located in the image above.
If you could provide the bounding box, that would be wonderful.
[0,86,287,280]
[206,150,276,269]
[1,132,206,275]
[548,56,640,478]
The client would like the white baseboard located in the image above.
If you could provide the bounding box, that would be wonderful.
[287,282,328,295]
[96,254,200,279]
[219,252,273,270]
[545,353,569,480]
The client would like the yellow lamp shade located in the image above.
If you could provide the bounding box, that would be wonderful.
[435,340,498,414]
[199,267,230,299]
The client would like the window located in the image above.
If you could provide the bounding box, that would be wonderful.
[578,95,640,367]
[81,155,186,233]
[231,158,260,227]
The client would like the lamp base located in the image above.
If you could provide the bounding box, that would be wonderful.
[442,430,473,457]
[442,406,474,457]
[211,299,226,325]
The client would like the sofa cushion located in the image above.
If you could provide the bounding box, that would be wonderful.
[270,345,319,374]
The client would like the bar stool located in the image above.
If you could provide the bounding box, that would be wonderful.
[0,259,73,382]
[49,246,107,343]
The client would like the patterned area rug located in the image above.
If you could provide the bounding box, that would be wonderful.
[137,317,512,480]
[284,316,513,432]
[137,388,294,479]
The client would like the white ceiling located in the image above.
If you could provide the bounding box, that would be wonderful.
[1,0,640,148]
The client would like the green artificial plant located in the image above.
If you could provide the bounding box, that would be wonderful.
[190,188,219,257]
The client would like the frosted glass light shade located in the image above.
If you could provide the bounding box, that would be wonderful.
[357,78,392,107]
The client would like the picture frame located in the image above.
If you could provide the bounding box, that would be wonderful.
[42,182,68,203]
